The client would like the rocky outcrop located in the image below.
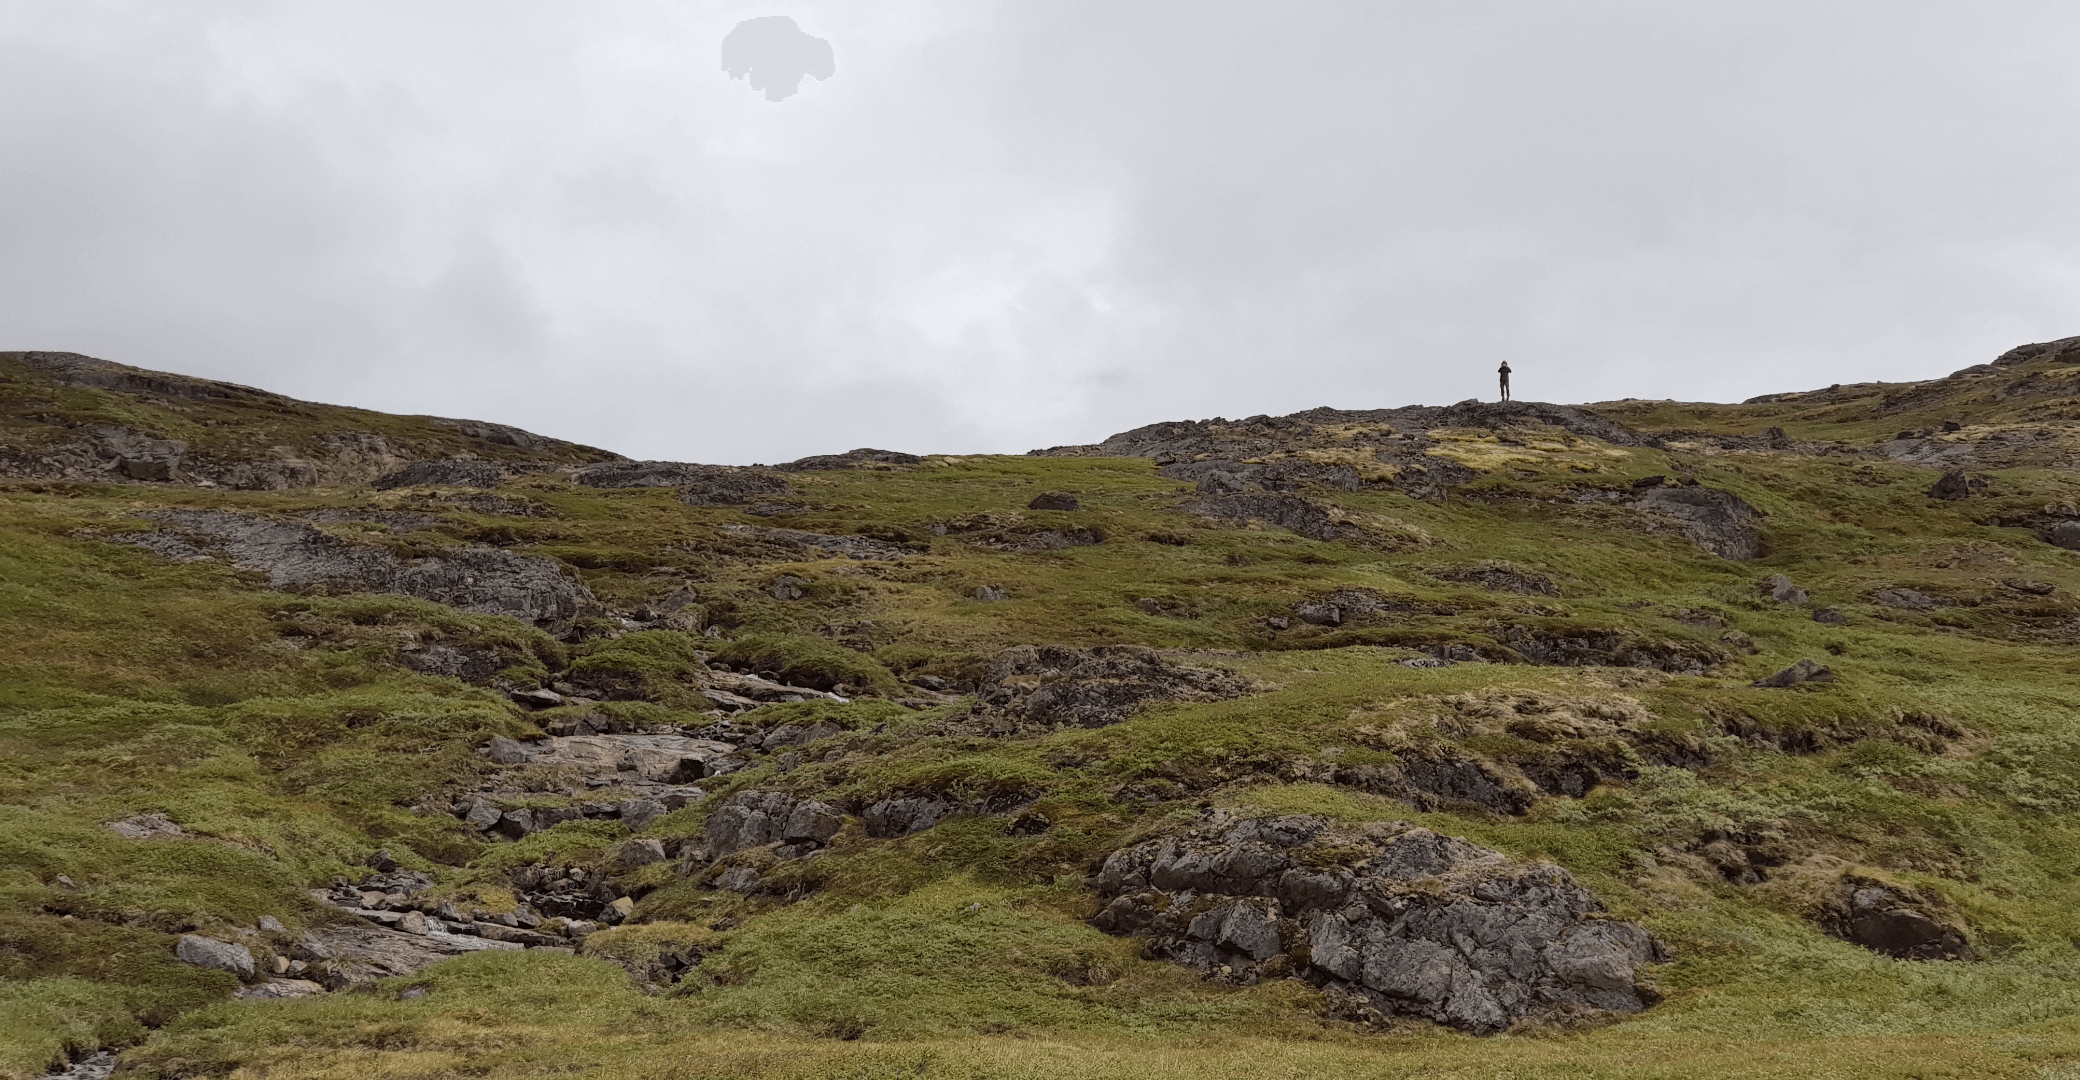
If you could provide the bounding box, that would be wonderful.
[1181,493,1349,542]
[692,789,847,864]
[1090,813,1660,1033]
[118,510,594,633]
[1430,563,1557,596]
[572,460,794,505]
[970,645,1252,730]
[1823,878,1974,961]
[777,448,924,471]
[105,813,184,840]
[1753,658,1833,688]
[1627,485,1764,560]
[176,934,255,980]
[373,460,511,489]
[1992,335,2080,367]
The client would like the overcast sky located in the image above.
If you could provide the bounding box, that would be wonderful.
[3,3,2078,463]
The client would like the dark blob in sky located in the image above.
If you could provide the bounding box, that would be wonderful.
[721,16,835,102]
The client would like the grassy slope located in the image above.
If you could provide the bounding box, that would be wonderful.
[7,358,2080,1077]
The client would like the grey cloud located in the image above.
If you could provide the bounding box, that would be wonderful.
[722,16,835,102]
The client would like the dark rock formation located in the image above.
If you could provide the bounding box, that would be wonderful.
[1181,493,1347,542]
[776,448,925,471]
[972,645,1251,729]
[572,460,794,505]
[121,510,594,634]
[1090,813,1660,1033]
[1927,471,1971,501]
[1992,335,2080,367]
[1431,563,1558,596]
[1028,491,1080,511]
[1753,658,1833,688]
[373,460,510,489]
[1628,485,1764,560]
[1812,607,1848,625]
[1763,574,1808,605]
[1871,587,1951,611]
[693,789,846,863]
[1822,878,1975,961]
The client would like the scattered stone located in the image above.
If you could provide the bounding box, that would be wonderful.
[176,934,255,980]
[509,688,564,710]
[863,797,949,838]
[397,911,430,935]
[1399,657,1455,669]
[1294,600,1342,626]
[1090,813,1660,1034]
[1265,616,1289,631]
[2046,522,2080,551]
[693,790,848,862]
[1928,471,1972,500]
[1871,587,1951,611]
[1812,608,1848,625]
[770,575,805,601]
[236,979,326,1000]
[485,736,534,765]
[606,897,637,921]
[1762,574,1808,605]
[618,799,668,833]
[1028,492,1080,511]
[1753,658,1834,688]
[38,1049,118,1080]
[973,585,1005,602]
[612,838,668,871]
[105,813,183,840]
[713,869,760,893]
[258,915,285,934]
[2002,579,2056,596]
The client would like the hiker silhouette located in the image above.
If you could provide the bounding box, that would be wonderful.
[1498,361,1512,402]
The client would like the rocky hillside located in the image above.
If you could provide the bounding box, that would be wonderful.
[7,341,2080,1079]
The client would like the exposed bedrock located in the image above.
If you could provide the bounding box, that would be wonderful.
[1091,813,1661,1033]
[122,509,594,633]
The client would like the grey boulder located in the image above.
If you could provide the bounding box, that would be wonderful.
[176,934,255,980]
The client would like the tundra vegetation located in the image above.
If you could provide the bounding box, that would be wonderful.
[7,342,2080,1078]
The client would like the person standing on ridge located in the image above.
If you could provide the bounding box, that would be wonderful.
[1498,361,1512,402]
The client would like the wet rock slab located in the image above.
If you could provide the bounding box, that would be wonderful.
[1092,813,1660,1033]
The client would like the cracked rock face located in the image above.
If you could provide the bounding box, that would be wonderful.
[1091,813,1660,1034]
[121,510,593,633]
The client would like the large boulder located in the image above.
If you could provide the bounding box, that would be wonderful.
[176,934,255,980]
[1091,813,1660,1033]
